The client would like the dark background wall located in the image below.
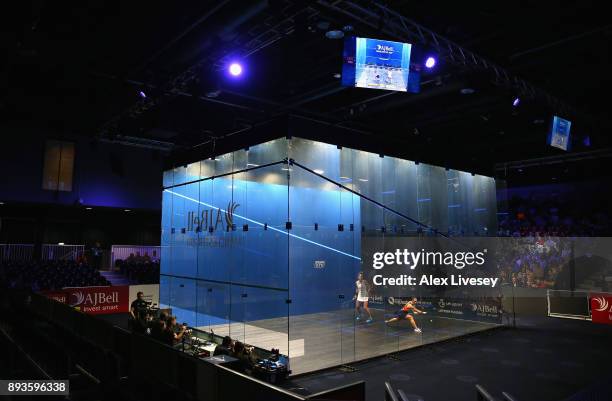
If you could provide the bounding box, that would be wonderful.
[0,203,160,247]
[0,129,163,209]
[0,126,163,246]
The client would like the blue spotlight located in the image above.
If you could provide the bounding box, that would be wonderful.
[583,136,591,147]
[425,56,436,69]
[228,62,243,77]
[512,97,520,107]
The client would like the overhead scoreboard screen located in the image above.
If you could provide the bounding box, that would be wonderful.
[548,115,572,151]
[342,36,412,92]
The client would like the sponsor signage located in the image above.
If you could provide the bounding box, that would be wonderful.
[67,286,129,314]
[468,300,502,321]
[591,293,612,325]
[186,201,239,232]
[40,290,68,304]
[436,298,464,317]
[368,295,385,305]
[384,296,501,323]
[41,286,130,315]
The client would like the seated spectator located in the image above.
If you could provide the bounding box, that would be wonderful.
[0,260,110,291]
[150,319,166,342]
[163,316,187,346]
[114,258,160,285]
[213,336,233,356]
[76,254,88,265]
[232,341,254,371]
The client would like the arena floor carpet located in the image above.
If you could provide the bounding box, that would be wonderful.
[280,316,612,401]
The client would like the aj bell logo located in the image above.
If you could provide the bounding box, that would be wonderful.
[70,291,119,307]
[471,303,499,314]
[70,292,85,307]
[376,44,394,54]
[592,296,611,312]
[187,201,240,232]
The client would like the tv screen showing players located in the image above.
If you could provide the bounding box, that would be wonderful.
[548,115,572,151]
[342,36,412,92]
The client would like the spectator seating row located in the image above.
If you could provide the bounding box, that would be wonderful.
[0,260,110,291]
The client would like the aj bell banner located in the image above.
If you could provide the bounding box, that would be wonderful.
[590,293,612,325]
[384,296,502,323]
[42,286,130,315]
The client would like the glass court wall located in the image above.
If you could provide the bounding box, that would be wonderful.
[160,137,498,375]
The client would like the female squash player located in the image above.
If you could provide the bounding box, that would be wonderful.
[385,297,426,333]
[354,272,373,323]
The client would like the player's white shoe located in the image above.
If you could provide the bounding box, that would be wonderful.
[414,328,422,333]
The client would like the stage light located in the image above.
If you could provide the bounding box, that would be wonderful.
[124,209,131,212]
[425,56,436,69]
[85,207,92,210]
[325,30,344,39]
[512,97,520,107]
[229,62,243,76]
[138,91,146,99]
[58,242,65,246]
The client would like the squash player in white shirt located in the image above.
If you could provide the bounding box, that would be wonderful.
[354,272,373,323]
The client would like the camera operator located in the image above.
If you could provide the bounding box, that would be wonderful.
[129,291,150,333]
[130,291,149,320]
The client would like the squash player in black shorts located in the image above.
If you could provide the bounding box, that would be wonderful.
[385,297,426,333]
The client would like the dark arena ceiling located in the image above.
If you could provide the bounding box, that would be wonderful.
[2,0,611,176]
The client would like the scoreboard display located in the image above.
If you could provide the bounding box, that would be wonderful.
[342,36,412,92]
[548,115,572,151]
